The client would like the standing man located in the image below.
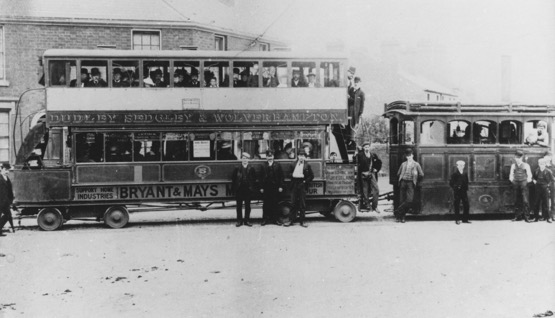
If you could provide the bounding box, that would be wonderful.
[232,153,256,227]
[396,148,424,223]
[346,66,356,96]
[0,163,15,236]
[449,160,470,224]
[542,151,555,221]
[260,150,284,226]
[349,77,365,129]
[509,150,533,222]
[285,151,314,227]
[532,158,553,223]
[356,141,382,213]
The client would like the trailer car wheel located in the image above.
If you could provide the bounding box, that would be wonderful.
[334,200,357,222]
[37,208,63,231]
[104,206,129,229]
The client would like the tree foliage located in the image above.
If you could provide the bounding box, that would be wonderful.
[355,114,389,144]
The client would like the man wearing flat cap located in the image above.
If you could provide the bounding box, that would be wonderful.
[85,68,107,87]
[286,150,314,227]
[70,68,89,87]
[232,153,257,227]
[356,141,382,212]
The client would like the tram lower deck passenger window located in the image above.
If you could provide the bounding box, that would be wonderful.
[191,132,215,161]
[105,132,132,162]
[420,120,445,145]
[473,121,497,144]
[448,120,470,144]
[270,131,297,160]
[163,132,188,161]
[500,120,521,144]
[75,132,104,162]
[134,132,161,161]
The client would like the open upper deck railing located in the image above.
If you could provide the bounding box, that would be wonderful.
[385,101,555,114]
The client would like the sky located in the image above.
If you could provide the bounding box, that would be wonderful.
[235,0,555,104]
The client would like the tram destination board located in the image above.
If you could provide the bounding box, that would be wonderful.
[325,165,355,195]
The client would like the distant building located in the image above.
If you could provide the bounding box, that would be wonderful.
[0,0,285,162]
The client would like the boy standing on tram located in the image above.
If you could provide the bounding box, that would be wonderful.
[509,150,533,222]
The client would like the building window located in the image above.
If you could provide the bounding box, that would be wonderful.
[0,26,5,82]
[214,35,226,51]
[0,111,9,161]
[132,30,161,50]
[258,43,269,51]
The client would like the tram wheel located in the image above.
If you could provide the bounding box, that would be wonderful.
[37,208,63,231]
[104,206,130,229]
[334,200,357,223]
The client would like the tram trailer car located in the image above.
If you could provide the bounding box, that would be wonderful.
[12,49,361,230]
[384,101,555,215]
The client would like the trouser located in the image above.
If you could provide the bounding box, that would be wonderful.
[236,187,251,223]
[398,180,415,218]
[550,184,555,219]
[361,175,380,210]
[262,184,279,222]
[534,184,550,220]
[513,180,530,220]
[0,207,13,230]
[290,179,307,223]
[453,189,470,221]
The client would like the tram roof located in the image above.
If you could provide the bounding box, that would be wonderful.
[384,101,555,115]
[43,49,348,60]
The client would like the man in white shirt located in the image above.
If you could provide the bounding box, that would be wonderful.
[285,151,314,227]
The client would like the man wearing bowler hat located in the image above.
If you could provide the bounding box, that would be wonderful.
[356,141,382,212]
[85,68,107,87]
[0,162,15,236]
[285,150,314,227]
[232,153,257,227]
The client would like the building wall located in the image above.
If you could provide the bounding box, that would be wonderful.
[0,21,277,162]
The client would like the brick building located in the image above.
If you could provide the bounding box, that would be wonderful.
[0,0,285,162]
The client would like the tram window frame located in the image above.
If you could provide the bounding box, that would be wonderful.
[473,120,497,144]
[174,60,200,87]
[81,60,109,88]
[134,132,161,162]
[232,61,260,88]
[401,120,415,145]
[163,132,188,161]
[320,61,340,87]
[447,120,471,144]
[261,61,286,88]
[48,60,76,87]
[203,61,230,88]
[420,120,445,145]
[499,120,522,144]
[105,132,132,162]
[524,119,549,147]
[75,132,104,163]
[112,60,140,88]
[143,60,170,88]
[191,132,216,161]
[216,131,239,161]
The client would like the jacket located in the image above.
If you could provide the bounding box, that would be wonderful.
[289,161,314,189]
[261,162,284,189]
[449,169,469,191]
[0,176,14,209]
[356,151,382,181]
[397,160,424,185]
[231,165,256,194]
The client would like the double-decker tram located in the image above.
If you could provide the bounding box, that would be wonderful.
[13,49,360,230]
[384,101,555,215]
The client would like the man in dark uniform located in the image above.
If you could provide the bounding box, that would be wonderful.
[260,150,284,226]
[349,77,365,129]
[542,151,555,221]
[0,163,15,236]
[70,68,89,87]
[285,151,314,227]
[232,153,257,227]
[450,160,470,224]
[356,141,382,212]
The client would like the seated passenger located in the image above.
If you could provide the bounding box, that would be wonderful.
[236,72,249,87]
[232,68,241,87]
[306,72,320,88]
[276,142,295,159]
[302,142,313,159]
[291,70,306,87]
[186,71,200,87]
[145,141,161,161]
[173,71,183,87]
[85,68,107,87]
[70,68,89,87]
[526,121,549,147]
[112,68,129,87]
[247,64,260,87]
[152,69,166,87]
[208,77,218,88]
[267,66,279,87]
[218,141,237,160]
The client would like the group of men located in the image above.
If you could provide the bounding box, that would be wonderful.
[231,149,313,228]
